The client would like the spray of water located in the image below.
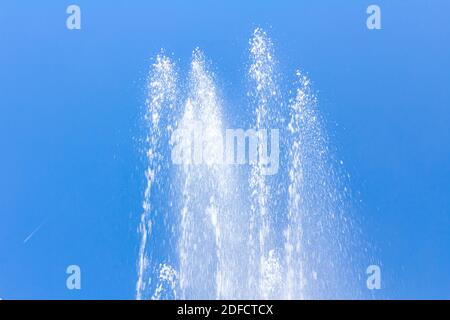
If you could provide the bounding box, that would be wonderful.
[248,28,284,299]
[136,54,177,300]
[285,70,362,299]
[177,49,232,299]
[136,28,363,300]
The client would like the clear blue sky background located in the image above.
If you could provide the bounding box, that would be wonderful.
[1,0,449,299]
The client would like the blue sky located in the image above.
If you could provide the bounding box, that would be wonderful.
[1,0,449,299]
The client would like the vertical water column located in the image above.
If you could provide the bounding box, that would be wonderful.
[136,55,177,300]
[284,71,317,299]
[285,70,359,299]
[176,49,239,299]
[248,28,283,299]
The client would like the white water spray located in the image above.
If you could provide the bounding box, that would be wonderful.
[136,29,363,300]
[248,28,284,299]
[136,55,177,300]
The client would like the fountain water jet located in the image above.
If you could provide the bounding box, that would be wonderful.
[136,29,364,300]
[136,54,177,300]
[177,49,242,299]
